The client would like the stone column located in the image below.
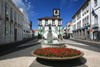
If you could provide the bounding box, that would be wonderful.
[81,30,83,39]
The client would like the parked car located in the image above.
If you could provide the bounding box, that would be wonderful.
[63,36,70,39]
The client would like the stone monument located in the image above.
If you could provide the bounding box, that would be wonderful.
[47,24,53,43]
[41,24,65,48]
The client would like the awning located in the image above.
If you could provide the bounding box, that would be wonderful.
[73,25,90,32]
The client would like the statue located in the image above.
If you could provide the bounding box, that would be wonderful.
[47,24,52,43]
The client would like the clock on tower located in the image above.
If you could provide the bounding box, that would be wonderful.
[53,8,60,18]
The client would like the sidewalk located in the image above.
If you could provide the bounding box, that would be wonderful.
[63,39,100,67]
[0,38,35,53]
[70,38,100,44]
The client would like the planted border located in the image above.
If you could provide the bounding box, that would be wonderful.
[33,47,82,57]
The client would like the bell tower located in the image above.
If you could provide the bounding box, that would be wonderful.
[53,8,60,18]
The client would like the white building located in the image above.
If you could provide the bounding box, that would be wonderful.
[38,8,62,39]
[66,21,73,38]
[61,27,66,38]
[0,0,23,44]
[29,20,32,38]
[91,0,100,41]
[72,0,100,41]
[33,30,38,37]
[20,8,30,39]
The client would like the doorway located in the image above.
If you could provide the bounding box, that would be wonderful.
[87,31,90,40]
[14,29,17,41]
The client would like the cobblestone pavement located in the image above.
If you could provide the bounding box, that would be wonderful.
[0,39,100,67]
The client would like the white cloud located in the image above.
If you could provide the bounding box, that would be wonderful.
[28,11,36,16]
[12,0,35,16]
[25,0,27,2]
[60,0,78,8]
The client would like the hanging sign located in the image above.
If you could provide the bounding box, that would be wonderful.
[89,29,92,32]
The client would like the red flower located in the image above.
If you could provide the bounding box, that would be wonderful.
[34,47,81,57]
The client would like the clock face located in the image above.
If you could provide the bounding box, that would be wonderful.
[54,10,59,15]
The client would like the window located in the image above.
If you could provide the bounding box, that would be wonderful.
[15,13,17,23]
[94,15,98,24]
[77,11,81,20]
[86,3,89,12]
[5,4,9,19]
[85,17,87,26]
[6,26,8,36]
[87,16,89,25]
[11,27,13,35]
[82,3,89,16]
[84,6,86,14]
[73,24,76,30]
[82,7,84,16]
[77,21,81,29]
[94,0,97,7]
[11,9,13,21]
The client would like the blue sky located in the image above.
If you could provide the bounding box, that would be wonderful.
[12,0,85,30]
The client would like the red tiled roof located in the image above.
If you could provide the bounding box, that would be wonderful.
[72,0,89,18]
[38,16,62,20]
[33,30,38,31]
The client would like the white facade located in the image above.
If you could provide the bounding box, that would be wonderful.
[72,0,100,41]
[0,0,23,44]
[61,27,66,37]
[29,21,32,38]
[20,8,30,39]
[90,0,100,40]
[38,18,62,38]
[33,30,38,36]
[66,21,73,38]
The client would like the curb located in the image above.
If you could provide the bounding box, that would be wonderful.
[69,38,100,44]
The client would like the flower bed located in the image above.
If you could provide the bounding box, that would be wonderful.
[33,47,82,57]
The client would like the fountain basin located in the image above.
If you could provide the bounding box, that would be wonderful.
[41,38,65,48]
[41,43,66,48]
